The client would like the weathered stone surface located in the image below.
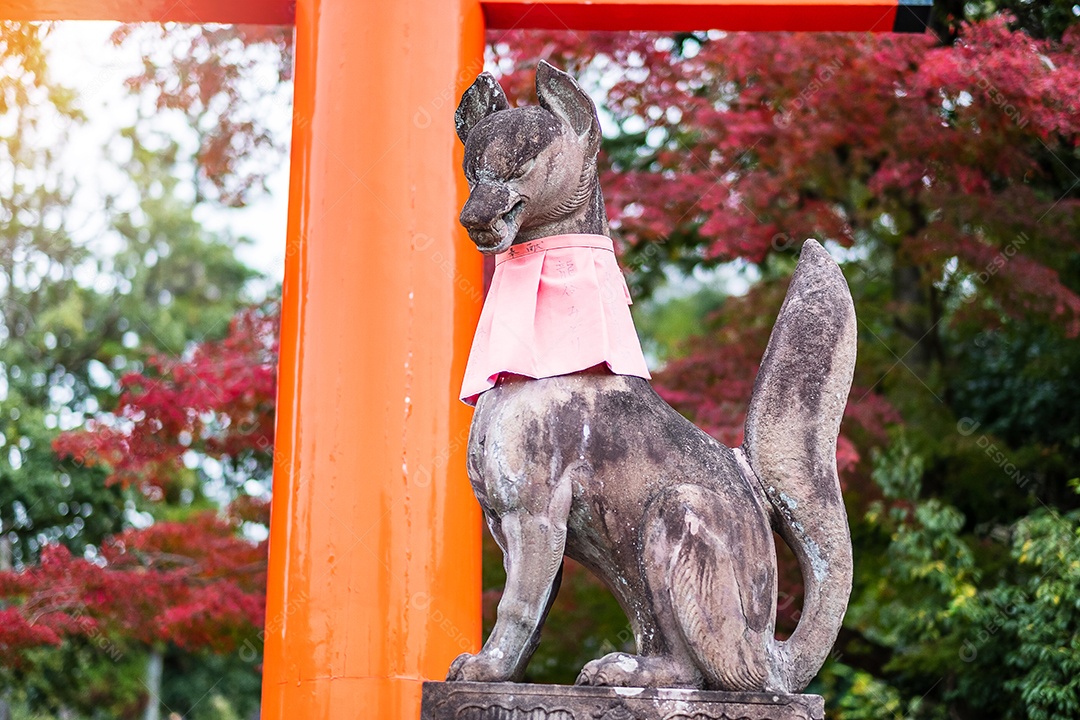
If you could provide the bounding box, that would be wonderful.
[455,61,607,255]
[422,681,825,720]
[447,62,856,695]
[742,238,857,691]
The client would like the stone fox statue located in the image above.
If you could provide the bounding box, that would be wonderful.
[447,61,856,695]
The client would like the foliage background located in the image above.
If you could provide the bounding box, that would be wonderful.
[1,2,1078,718]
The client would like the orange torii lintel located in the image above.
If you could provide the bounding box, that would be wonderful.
[2,1,927,718]
[4,0,932,31]
[2,0,295,24]
[482,0,931,32]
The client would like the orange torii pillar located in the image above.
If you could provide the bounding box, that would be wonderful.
[6,0,929,718]
[262,0,487,715]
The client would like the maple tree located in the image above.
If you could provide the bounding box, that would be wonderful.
[1,307,275,717]
[1,25,262,571]
[1,23,272,718]
[111,24,294,207]
[480,15,1080,719]
[0,512,266,656]
[52,307,277,501]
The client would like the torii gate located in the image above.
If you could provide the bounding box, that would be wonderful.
[9,0,928,717]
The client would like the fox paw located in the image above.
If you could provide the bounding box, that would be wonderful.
[446,652,513,682]
[576,653,700,688]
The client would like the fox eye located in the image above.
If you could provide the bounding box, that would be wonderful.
[510,157,536,180]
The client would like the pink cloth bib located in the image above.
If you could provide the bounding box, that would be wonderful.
[460,233,651,405]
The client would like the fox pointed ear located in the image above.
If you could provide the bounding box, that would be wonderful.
[455,73,510,144]
[536,60,600,152]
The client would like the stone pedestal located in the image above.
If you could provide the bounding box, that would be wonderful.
[421,681,824,720]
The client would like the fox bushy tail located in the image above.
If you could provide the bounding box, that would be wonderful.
[742,239,857,694]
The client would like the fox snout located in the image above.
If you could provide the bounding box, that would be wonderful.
[460,183,525,253]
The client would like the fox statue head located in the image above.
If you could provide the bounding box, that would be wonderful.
[454,61,607,254]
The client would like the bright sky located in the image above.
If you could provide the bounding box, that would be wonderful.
[43,22,291,287]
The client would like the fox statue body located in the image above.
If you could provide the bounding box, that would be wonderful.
[447,61,856,694]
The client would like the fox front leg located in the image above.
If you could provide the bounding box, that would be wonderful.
[447,472,571,682]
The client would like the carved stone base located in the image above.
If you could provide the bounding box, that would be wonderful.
[421,681,824,720]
